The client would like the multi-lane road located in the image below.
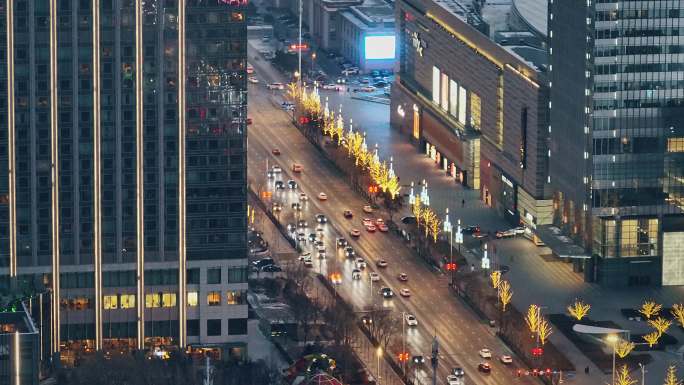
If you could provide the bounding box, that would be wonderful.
[246,48,541,385]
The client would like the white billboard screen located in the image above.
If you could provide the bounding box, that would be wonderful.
[364,35,396,60]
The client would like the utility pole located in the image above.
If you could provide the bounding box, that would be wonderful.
[431,335,439,385]
[203,355,213,385]
[297,0,303,89]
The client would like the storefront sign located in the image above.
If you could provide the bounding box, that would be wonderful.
[410,31,427,57]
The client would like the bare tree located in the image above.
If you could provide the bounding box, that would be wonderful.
[289,291,320,343]
[323,299,356,348]
[283,262,312,295]
[376,311,401,351]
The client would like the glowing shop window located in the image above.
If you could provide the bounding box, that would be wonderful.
[145,293,161,308]
[120,294,135,309]
[470,92,482,130]
[458,86,467,125]
[104,295,118,310]
[667,138,684,152]
[440,73,449,111]
[187,291,198,307]
[207,291,221,306]
[162,293,177,308]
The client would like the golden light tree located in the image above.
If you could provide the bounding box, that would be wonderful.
[498,281,513,312]
[287,82,299,99]
[615,340,635,359]
[639,300,662,320]
[663,365,682,385]
[537,318,553,345]
[525,304,540,334]
[428,211,441,243]
[643,331,660,347]
[412,196,423,226]
[490,270,502,289]
[567,299,591,321]
[615,365,637,385]
[385,175,401,199]
[671,304,684,328]
[649,317,672,337]
[421,208,438,238]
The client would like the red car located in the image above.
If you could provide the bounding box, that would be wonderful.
[365,224,377,233]
[343,210,354,219]
[246,117,253,125]
[272,148,281,155]
[377,223,388,232]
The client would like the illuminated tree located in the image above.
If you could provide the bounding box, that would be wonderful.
[615,365,637,385]
[490,270,502,289]
[385,176,401,199]
[537,318,553,345]
[663,365,682,385]
[421,208,439,239]
[498,281,513,312]
[639,300,662,320]
[672,304,684,328]
[412,196,423,226]
[427,210,441,243]
[649,317,672,337]
[615,340,635,359]
[567,299,591,321]
[525,304,540,334]
[643,331,660,347]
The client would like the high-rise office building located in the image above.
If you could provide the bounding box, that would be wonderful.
[0,0,249,361]
[549,1,684,286]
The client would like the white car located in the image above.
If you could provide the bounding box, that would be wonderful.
[299,193,308,201]
[446,375,461,385]
[342,67,359,76]
[363,205,373,213]
[500,355,513,365]
[322,84,339,90]
[479,349,492,359]
[405,313,418,326]
[318,192,328,200]
[369,272,380,282]
[399,288,411,297]
[298,252,312,261]
[355,258,366,269]
[267,82,285,90]
[271,165,282,173]
[248,76,259,84]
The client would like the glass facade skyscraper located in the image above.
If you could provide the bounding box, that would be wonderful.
[549,1,684,286]
[0,0,249,361]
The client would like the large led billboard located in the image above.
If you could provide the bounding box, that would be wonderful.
[364,35,396,60]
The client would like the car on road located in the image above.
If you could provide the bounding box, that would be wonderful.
[496,229,516,238]
[477,363,491,373]
[398,273,408,282]
[315,227,325,238]
[369,272,380,282]
[308,233,317,242]
[271,202,282,212]
[401,216,416,224]
[399,288,411,297]
[297,220,308,228]
[247,64,254,74]
[298,252,312,261]
[363,205,373,213]
[267,82,285,90]
[405,314,418,326]
[473,232,488,239]
[292,163,303,173]
[478,349,492,359]
[322,83,339,90]
[375,218,385,225]
[248,76,259,84]
[318,250,327,259]
[446,375,461,385]
[463,226,481,235]
[343,210,354,218]
[271,165,282,173]
[377,223,388,232]
[299,193,308,201]
[316,214,328,224]
[275,180,285,190]
[365,224,377,232]
[296,233,306,243]
[252,258,275,270]
[362,218,374,226]
[350,228,361,237]
[287,223,296,232]
[380,287,394,298]
[344,246,355,258]
[413,355,425,365]
[355,258,366,269]
[336,238,348,247]
[451,368,465,377]
[281,102,295,111]
[359,86,376,92]
[341,67,359,76]
[271,148,281,155]
[291,202,302,211]
[260,264,282,273]
[352,269,362,280]
[303,259,314,268]
[376,259,388,268]
[288,180,298,189]
[500,355,513,365]
[318,192,328,200]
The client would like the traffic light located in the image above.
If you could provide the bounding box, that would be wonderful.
[299,116,310,125]
[445,263,458,271]
[545,368,552,377]
[531,347,544,357]
[397,352,409,362]
[368,185,379,194]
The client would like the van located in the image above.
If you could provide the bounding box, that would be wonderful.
[352,269,362,280]
[292,163,303,173]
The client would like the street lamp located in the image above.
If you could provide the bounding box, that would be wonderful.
[376,347,383,385]
[420,180,430,206]
[311,52,316,77]
[444,208,454,285]
[637,363,646,385]
[606,334,619,385]
[455,219,463,254]
[409,182,416,205]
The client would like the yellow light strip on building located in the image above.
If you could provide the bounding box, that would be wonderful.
[425,12,540,88]
[49,0,60,354]
[92,0,103,351]
[13,331,19,385]
[6,0,17,278]
[135,0,145,350]
[177,0,187,349]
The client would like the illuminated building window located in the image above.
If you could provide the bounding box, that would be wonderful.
[226,290,245,305]
[145,293,161,308]
[667,138,684,152]
[207,291,221,306]
[162,293,177,307]
[120,294,135,309]
[104,295,118,309]
[470,92,481,131]
[432,66,440,104]
[187,291,198,307]
[458,86,467,125]
[440,72,449,111]
[449,79,458,117]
